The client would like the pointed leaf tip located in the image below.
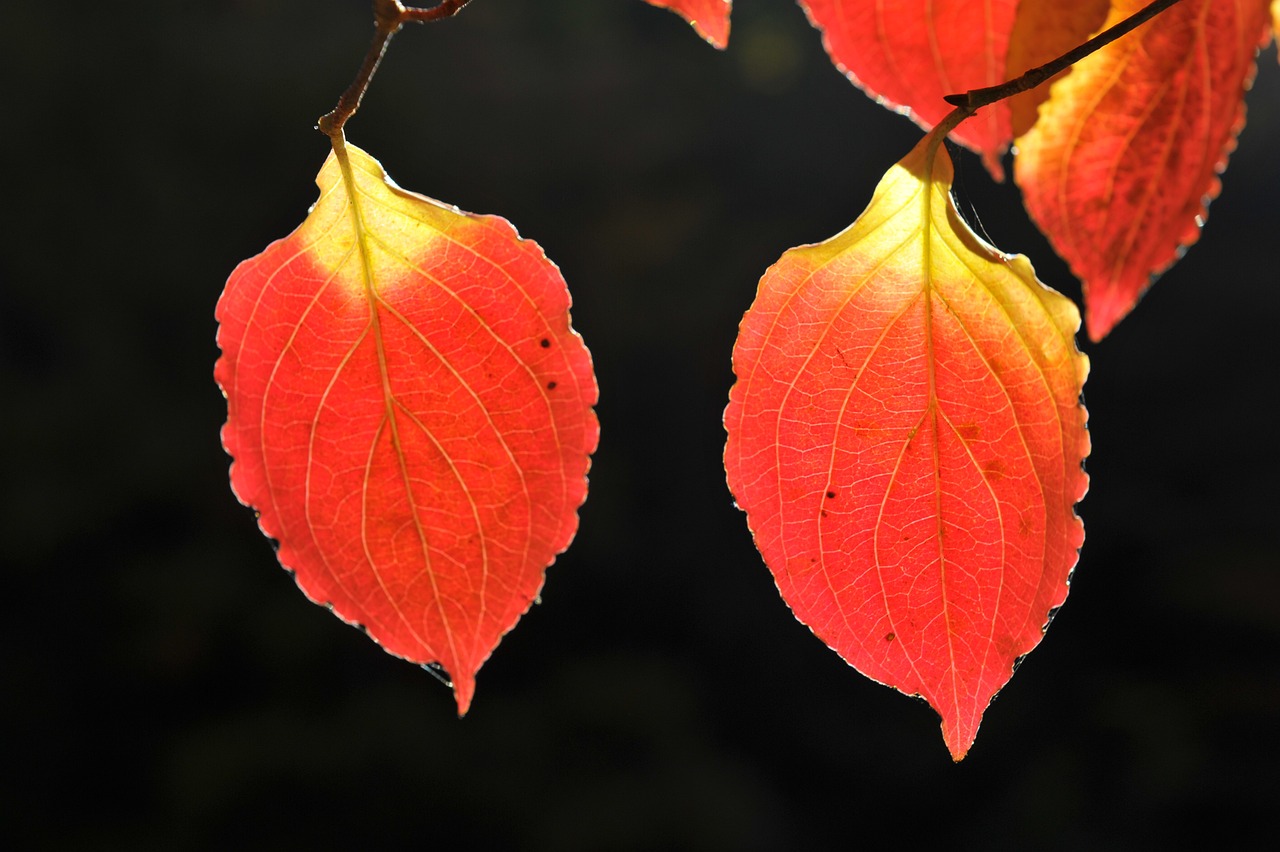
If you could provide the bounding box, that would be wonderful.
[725,131,1089,757]
[645,0,732,48]
[453,670,475,718]
[216,142,598,713]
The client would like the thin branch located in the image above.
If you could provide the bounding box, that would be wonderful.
[402,0,472,24]
[943,0,1185,112]
[318,0,472,140]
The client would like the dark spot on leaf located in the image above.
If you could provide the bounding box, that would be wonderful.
[826,491,837,499]
[983,458,1005,481]
[547,381,557,390]
[539,338,551,348]
[885,633,895,642]
[820,510,828,518]
[956,423,981,441]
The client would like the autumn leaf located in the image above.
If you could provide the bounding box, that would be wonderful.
[215,141,598,714]
[724,129,1089,760]
[644,0,732,48]
[1015,0,1271,341]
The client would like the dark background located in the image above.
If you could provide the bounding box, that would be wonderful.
[5,1,1279,847]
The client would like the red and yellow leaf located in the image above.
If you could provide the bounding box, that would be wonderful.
[215,142,598,714]
[645,0,732,49]
[1015,0,1270,341]
[724,130,1089,760]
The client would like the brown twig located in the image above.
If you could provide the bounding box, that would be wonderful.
[317,0,472,141]
[942,0,1185,115]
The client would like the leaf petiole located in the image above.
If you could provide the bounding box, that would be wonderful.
[317,0,473,142]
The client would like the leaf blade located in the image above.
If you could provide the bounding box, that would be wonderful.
[644,0,732,48]
[216,143,598,713]
[725,132,1089,759]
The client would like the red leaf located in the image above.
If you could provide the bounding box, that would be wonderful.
[644,0,732,49]
[1014,0,1270,341]
[724,130,1089,759]
[215,142,598,714]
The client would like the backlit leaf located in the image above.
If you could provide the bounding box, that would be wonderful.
[1015,0,1270,341]
[644,0,732,48]
[725,130,1089,760]
[216,142,598,714]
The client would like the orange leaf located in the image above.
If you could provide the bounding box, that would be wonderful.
[644,0,732,49]
[215,142,599,714]
[1015,0,1270,341]
[724,130,1089,760]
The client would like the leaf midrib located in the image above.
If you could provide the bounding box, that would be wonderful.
[334,141,463,675]
[919,139,964,735]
